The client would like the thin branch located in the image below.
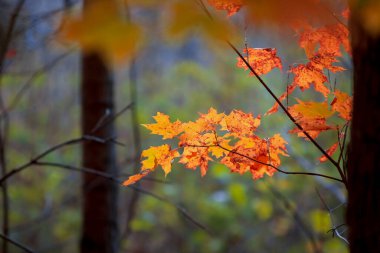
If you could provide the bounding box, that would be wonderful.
[0,0,26,74]
[0,233,35,253]
[0,2,26,253]
[1,50,74,115]
[316,188,349,244]
[337,121,350,177]
[29,161,210,233]
[269,184,322,253]
[123,56,142,240]
[217,144,343,182]
[91,102,133,134]
[185,141,342,182]
[0,136,109,184]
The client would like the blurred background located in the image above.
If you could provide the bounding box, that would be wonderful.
[0,0,350,252]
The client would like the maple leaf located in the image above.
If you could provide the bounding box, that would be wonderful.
[220,110,261,137]
[122,170,151,186]
[207,0,244,16]
[180,147,212,177]
[198,107,226,131]
[166,0,235,42]
[141,144,180,176]
[245,0,336,26]
[298,23,350,57]
[319,142,339,163]
[60,0,142,62]
[331,90,352,121]
[288,100,335,139]
[209,136,232,158]
[221,136,276,179]
[143,112,183,139]
[237,48,282,76]
[309,53,345,73]
[290,63,330,97]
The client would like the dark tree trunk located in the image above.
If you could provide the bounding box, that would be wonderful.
[80,52,118,253]
[347,10,380,253]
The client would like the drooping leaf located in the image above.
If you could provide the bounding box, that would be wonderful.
[122,170,151,186]
[245,0,336,26]
[331,90,352,121]
[290,63,329,97]
[60,0,142,62]
[288,100,335,139]
[237,48,282,76]
[319,142,339,162]
[140,144,180,175]
[165,0,235,43]
[298,23,350,57]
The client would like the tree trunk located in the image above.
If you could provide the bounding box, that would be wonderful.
[80,52,118,253]
[347,11,380,253]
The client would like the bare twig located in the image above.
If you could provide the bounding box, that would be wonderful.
[1,50,74,115]
[123,56,143,240]
[0,135,114,185]
[316,188,349,244]
[269,184,322,253]
[0,233,35,253]
[91,102,133,134]
[0,2,26,252]
[29,161,210,233]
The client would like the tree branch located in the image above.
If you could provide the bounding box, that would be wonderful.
[28,161,210,234]
[0,233,34,253]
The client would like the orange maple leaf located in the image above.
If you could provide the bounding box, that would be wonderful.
[123,170,151,186]
[319,142,339,163]
[309,53,345,73]
[290,63,329,97]
[141,144,180,175]
[331,90,352,121]
[288,100,335,139]
[143,112,183,139]
[180,147,212,177]
[237,48,282,76]
[207,0,244,16]
[298,23,350,57]
[220,109,261,137]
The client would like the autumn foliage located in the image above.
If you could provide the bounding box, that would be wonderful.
[123,108,288,186]
[58,0,352,186]
[118,0,352,186]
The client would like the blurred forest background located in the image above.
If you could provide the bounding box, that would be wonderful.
[0,0,351,252]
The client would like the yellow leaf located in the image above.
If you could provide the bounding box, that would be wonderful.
[164,0,235,43]
[60,0,142,62]
[143,112,183,139]
[141,145,180,175]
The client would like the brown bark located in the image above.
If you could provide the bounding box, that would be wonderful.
[347,11,380,253]
[80,52,118,253]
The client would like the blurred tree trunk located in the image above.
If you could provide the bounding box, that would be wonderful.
[80,51,118,253]
[347,9,380,253]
